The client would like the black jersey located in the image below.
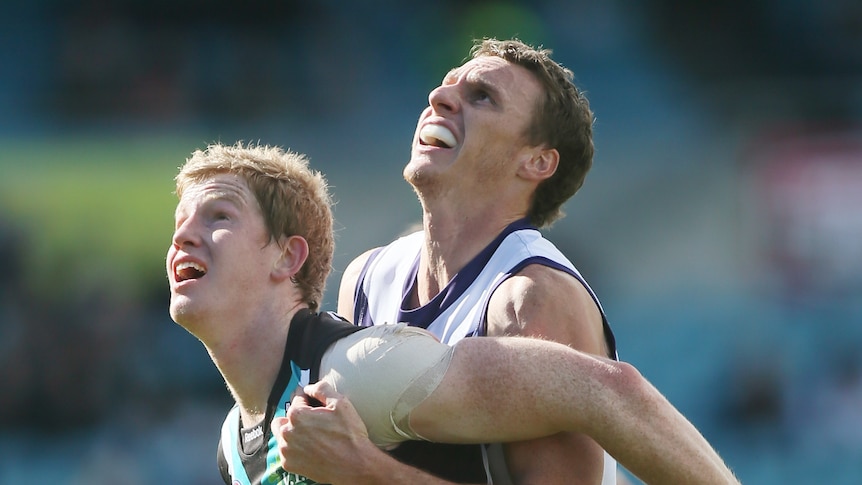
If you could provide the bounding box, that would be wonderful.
[216,309,361,485]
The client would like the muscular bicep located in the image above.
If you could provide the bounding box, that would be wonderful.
[487,264,609,357]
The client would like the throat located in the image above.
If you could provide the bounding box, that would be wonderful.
[240,408,266,426]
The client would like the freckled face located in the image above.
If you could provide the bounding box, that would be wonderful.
[166,173,280,335]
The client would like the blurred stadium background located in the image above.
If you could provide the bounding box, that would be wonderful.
[1,1,861,483]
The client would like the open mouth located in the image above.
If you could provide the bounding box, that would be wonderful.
[419,124,456,148]
[175,261,207,282]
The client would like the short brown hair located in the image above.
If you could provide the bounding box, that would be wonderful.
[176,142,333,311]
[471,38,595,227]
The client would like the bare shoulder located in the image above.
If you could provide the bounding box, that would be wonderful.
[336,247,379,319]
[486,263,608,356]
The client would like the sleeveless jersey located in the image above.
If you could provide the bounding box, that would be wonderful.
[352,219,619,485]
[217,309,361,485]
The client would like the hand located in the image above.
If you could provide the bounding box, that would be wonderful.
[271,381,379,484]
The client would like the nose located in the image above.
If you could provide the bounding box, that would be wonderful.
[171,213,200,249]
[428,83,459,114]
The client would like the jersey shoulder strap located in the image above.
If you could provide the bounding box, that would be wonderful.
[286,309,363,382]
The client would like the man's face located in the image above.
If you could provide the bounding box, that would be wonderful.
[166,173,280,336]
[406,56,544,198]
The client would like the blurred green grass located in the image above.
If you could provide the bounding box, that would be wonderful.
[0,136,203,299]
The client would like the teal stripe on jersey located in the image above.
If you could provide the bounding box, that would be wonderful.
[225,361,318,484]
[225,406,252,485]
[263,362,313,484]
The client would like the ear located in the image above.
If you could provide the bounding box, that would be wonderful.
[271,235,309,283]
[518,146,559,182]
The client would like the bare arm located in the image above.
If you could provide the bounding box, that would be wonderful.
[276,335,736,485]
[486,265,610,484]
[336,248,375,319]
[409,336,739,485]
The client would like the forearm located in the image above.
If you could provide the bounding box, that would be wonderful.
[511,343,739,484]
[410,337,738,485]
[584,363,739,485]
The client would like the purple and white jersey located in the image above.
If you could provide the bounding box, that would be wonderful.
[351,219,619,485]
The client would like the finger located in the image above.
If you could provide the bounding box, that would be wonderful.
[271,416,290,436]
[270,417,291,462]
[285,394,313,422]
[303,380,343,407]
[290,391,314,409]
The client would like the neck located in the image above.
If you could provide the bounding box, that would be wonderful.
[206,302,306,425]
[416,199,522,304]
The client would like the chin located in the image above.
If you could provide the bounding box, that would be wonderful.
[404,158,434,183]
[405,168,444,199]
[169,299,198,327]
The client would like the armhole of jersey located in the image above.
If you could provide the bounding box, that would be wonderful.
[216,434,230,484]
[353,247,384,326]
[219,406,253,485]
[476,276,507,337]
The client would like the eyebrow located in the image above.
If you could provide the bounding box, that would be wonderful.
[442,67,460,83]
[201,189,247,207]
[472,76,502,99]
[176,184,250,217]
[444,67,504,99]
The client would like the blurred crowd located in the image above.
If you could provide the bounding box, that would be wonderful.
[1,1,861,483]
